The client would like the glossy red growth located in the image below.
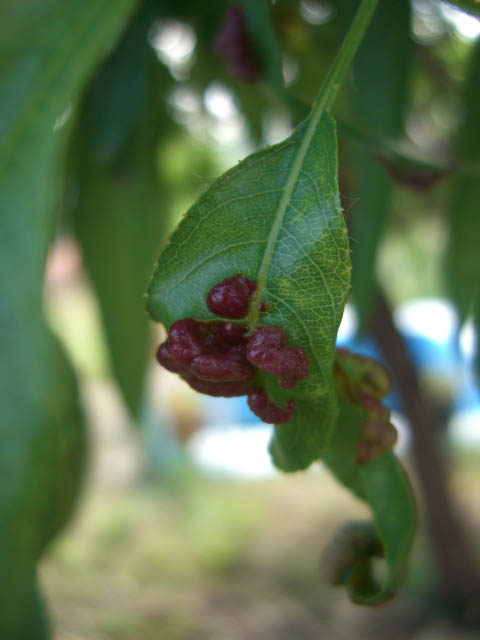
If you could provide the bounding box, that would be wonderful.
[246,326,288,363]
[156,342,186,374]
[247,387,295,424]
[246,327,310,388]
[190,353,253,382]
[186,375,252,398]
[155,276,309,416]
[156,316,253,398]
[219,322,249,345]
[167,318,207,365]
[207,274,257,319]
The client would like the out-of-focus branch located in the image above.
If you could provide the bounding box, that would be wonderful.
[371,289,480,615]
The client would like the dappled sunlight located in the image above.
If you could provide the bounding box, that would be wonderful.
[150,19,196,79]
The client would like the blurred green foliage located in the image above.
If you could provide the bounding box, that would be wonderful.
[2,0,480,636]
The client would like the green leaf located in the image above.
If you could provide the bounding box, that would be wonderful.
[348,0,412,326]
[447,39,480,340]
[323,387,366,501]
[0,0,137,634]
[148,110,351,471]
[323,386,416,604]
[71,7,171,416]
[243,0,284,94]
[0,332,86,636]
[446,39,480,382]
[357,451,416,603]
[147,0,381,472]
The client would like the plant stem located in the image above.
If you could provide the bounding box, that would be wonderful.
[314,0,379,114]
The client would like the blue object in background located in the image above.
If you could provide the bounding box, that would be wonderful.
[192,299,480,477]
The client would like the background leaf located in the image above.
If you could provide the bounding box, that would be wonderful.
[148,110,351,472]
[446,38,480,380]
[347,0,412,326]
[0,0,137,635]
[71,5,172,417]
[324,386,416,604]
[244,0,284,95]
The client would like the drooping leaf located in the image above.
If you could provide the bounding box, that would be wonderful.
[0,330,86,637]
[446,39,480,377]
[347,0,412,326]
[356,449,416,604]
[0,0,137,635]
[322,386,366,501]
[71,6,171,417]
[323,357,416,604]
[148,110,351,471]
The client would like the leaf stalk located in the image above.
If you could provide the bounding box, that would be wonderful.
[315,0,380,115]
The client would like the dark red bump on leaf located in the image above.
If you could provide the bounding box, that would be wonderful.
[207,274,257,318]
[246,326,288,366]
[220,322,249,345]
[246,327,309,387]
[247,387,295,424]
[275,347,310,388]
[156,342,186,374]
[190,353,253,382]
[167,318,206,365]
[184,374,251,397]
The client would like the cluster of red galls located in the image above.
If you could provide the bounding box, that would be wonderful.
[334,349,398,465]
[156,275,310,424]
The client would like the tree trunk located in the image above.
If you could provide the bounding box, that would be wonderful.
[371,290,480,620]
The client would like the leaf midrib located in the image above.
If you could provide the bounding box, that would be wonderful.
[247,107,326,332]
